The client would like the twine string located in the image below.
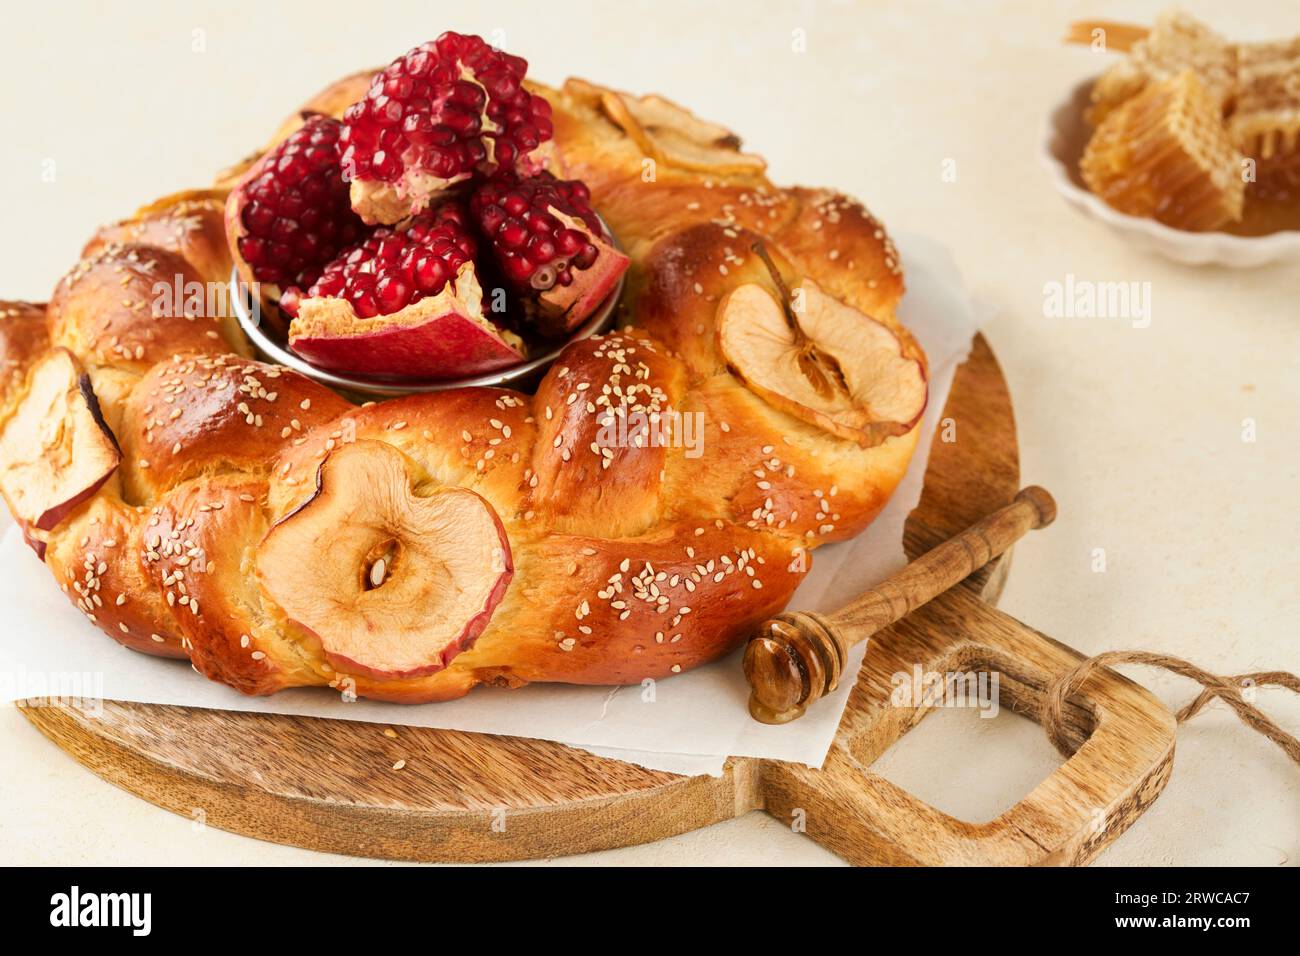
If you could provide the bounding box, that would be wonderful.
[1042,650,1300,766]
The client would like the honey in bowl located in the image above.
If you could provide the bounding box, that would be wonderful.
[1068,10,1300,237]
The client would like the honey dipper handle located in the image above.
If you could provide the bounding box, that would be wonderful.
[827,485,1054,642]
[744,486,1056,723]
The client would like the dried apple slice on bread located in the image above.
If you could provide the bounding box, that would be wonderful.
[717,245,927,447]
[257,440,513,679]
[0,348,121,533]
[593,84,766,175]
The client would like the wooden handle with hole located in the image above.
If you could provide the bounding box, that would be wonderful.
[744,485,1056,723]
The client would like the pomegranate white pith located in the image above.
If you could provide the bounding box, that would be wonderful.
[257,440,513,679]
[0,348,121,532]
[718,277,927,447]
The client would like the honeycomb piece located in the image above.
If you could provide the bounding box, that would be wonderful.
[1230,37,1300,167]
[1081,70,1245,230]
[1089,11,1235,125]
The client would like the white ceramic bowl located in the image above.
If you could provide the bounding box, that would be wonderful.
[1041,77,1300,268]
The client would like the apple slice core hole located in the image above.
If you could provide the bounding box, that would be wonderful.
[364,537,401,590]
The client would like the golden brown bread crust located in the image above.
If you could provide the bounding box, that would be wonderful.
[49,243,237,375]
[629,223,919,546]
[43,494,186,659]
[1,70,927,703]
[143,476,322,693]
[0,302,50,418]
[496,519,805,684]
[529,332,688,539]
[265,385,537,523]
[82,190,233,286]
[118,352,352,503]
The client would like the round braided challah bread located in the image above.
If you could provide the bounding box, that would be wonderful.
[0,53,928,703]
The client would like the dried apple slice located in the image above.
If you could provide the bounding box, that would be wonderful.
[717,246,927,447]
[0,348,121,531]
[600,90,766,175]
[257,440,513,679]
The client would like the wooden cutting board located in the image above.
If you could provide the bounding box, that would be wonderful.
[18,335,1176,864]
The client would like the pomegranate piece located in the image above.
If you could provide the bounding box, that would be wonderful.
[470,172,630,336]
[341,32,554,225]
[227,115,366,295]
[286,201,525,379]
[284,201,477,319]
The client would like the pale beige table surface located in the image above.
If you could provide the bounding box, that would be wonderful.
[1,0,1296,866]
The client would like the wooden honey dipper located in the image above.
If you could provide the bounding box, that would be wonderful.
[744,486,1057,723]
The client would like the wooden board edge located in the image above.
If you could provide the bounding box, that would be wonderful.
[19,701,765,863]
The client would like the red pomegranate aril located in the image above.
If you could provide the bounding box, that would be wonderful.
[230,114,366,292]
[376,276,410,313]
[469,170,629,335]
[469,171,607,292]
[349,288,380,319]
[245,203,275,233]
[557,230,584,256]
[292,201,477,320]
[278,287,301,315]
[502,256,534,283]
[271,218,299,243]
[527,211,557,235]
[500,221,528,248]
[384,74,413,99]
[527,236,557,263]
[342,32,554,224]
[415,256,447,292]
[443,107,479,136]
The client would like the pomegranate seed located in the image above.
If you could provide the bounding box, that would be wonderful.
[469,171,608,296]
[376,276,410,313]
[557,229,584,256]
[294,200,476,319]
[502,254,535,283]
[341,32,553,210]
[234,115,365,290]
[499,221,528,248]
[350,288,380,319]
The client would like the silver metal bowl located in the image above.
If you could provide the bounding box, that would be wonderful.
[230,262,623,400]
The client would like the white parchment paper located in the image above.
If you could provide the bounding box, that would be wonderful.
[0,233,980,777]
